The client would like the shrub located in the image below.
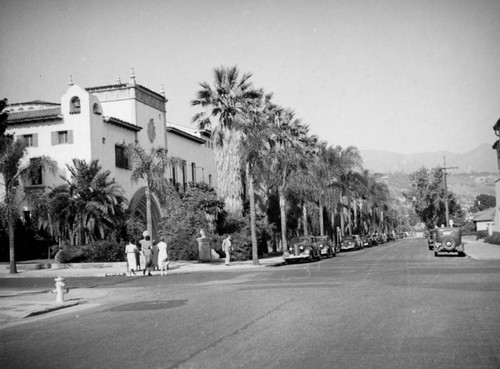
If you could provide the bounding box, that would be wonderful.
[83,240,125,262]
[485,232,500,245]
[53,240,125,263]
[54,245,85,263]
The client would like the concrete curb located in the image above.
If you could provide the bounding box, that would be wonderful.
[24,301,80,318]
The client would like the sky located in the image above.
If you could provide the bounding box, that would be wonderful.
[1,0,499,154]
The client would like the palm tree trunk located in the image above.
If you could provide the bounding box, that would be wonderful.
[319,196,324,236]
[247,163,259,265]
[279,186,288,253]
[302,203,308,236]
[146,187,153,241]
[9,221,17,274]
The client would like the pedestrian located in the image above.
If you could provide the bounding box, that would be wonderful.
[140,235,154,276]
[157,236,169,276]
[125,239,138,276]
[222,235,232,266]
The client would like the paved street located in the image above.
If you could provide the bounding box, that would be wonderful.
[1,238,500,369]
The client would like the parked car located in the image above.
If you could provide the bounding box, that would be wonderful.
[315,235,335,258]
[361,236,371,248]
[283,236,321,263]
[434,227,464,257]
[340,235,362,251]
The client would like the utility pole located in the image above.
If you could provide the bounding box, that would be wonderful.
[442,156,458,227]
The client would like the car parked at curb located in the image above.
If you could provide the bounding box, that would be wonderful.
[315,235,335,258]
[283,236,321,263]
[340,235,362,251]
[434,227,465,257]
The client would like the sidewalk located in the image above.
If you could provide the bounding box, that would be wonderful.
[463,239,500,260]
[0,256,285,327]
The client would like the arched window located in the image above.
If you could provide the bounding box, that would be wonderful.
[70,96,81,114]
[92,103,101,115]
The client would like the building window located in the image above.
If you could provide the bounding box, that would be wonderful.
[115,145,129,169]
[172,165,177,186]
[29,157,43,186]
[23,134,37,147]
[191,162,196,182]
[70,96,81,114]
[51,130,73,145]
[182,163,187,192]
[102,137,106,144]
[58,131,68,144]
[209,174,212,186]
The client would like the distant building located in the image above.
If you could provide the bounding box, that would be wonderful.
[3,72,216,238]
[472,207,495,234]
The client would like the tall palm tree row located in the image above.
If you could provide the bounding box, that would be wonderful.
[192,65,401,257]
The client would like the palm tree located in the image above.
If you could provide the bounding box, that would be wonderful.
[264,108,315,252]
[0,135,56,273]
[240,92,278,265]
[192,66,262,216]
[34,159,127,246]
[127,143,182,240]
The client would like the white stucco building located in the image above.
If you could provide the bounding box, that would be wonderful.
[4,72,216,238]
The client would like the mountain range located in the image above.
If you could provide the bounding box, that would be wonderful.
[360,144,497,174]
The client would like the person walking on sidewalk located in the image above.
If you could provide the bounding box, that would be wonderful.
[157,236,169,276]
[125,239,139,275]
[222,235,233,266]
[140,235,154,276]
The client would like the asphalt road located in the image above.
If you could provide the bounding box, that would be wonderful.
[2,238,500,369]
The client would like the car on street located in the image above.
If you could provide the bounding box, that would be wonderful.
[283,236,321,263]
[434,227,465,257]
[340,235,362,251]
[315,235,335,258]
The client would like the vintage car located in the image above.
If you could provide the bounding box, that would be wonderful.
[283,236,321,263]
[434,227,464,257]
[340,235,362,251]
[361,236,371,248]
[315,235,335,258]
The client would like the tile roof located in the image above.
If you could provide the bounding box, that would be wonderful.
[473,207,496,222]
[103,116,142,132]
[6,107,62,123]
[9,100,60,107]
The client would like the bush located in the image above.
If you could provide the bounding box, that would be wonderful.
[53,240,125,263]
[83,240,125,262]
[485,232,500,245]
[54,245,85,263]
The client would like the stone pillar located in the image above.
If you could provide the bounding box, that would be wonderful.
[197,237,212,262]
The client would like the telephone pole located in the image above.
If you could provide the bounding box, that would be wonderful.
[442,156,458,227]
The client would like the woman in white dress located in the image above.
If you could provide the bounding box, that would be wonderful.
[157,236,169,276]
[125,240,138,275]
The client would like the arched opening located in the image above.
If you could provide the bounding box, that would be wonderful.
[129,187,161,241]
[93,103,101,115]
[70,96,81,114]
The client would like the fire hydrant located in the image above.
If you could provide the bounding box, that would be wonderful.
[54,276,66,303]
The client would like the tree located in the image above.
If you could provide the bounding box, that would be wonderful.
[264,108,316,252]
[0,133,56,273]
[34,159,126,246]
[192,66,262,217]
[470,194,496,213]
[127,143,182,240]
[405,167,463,229]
